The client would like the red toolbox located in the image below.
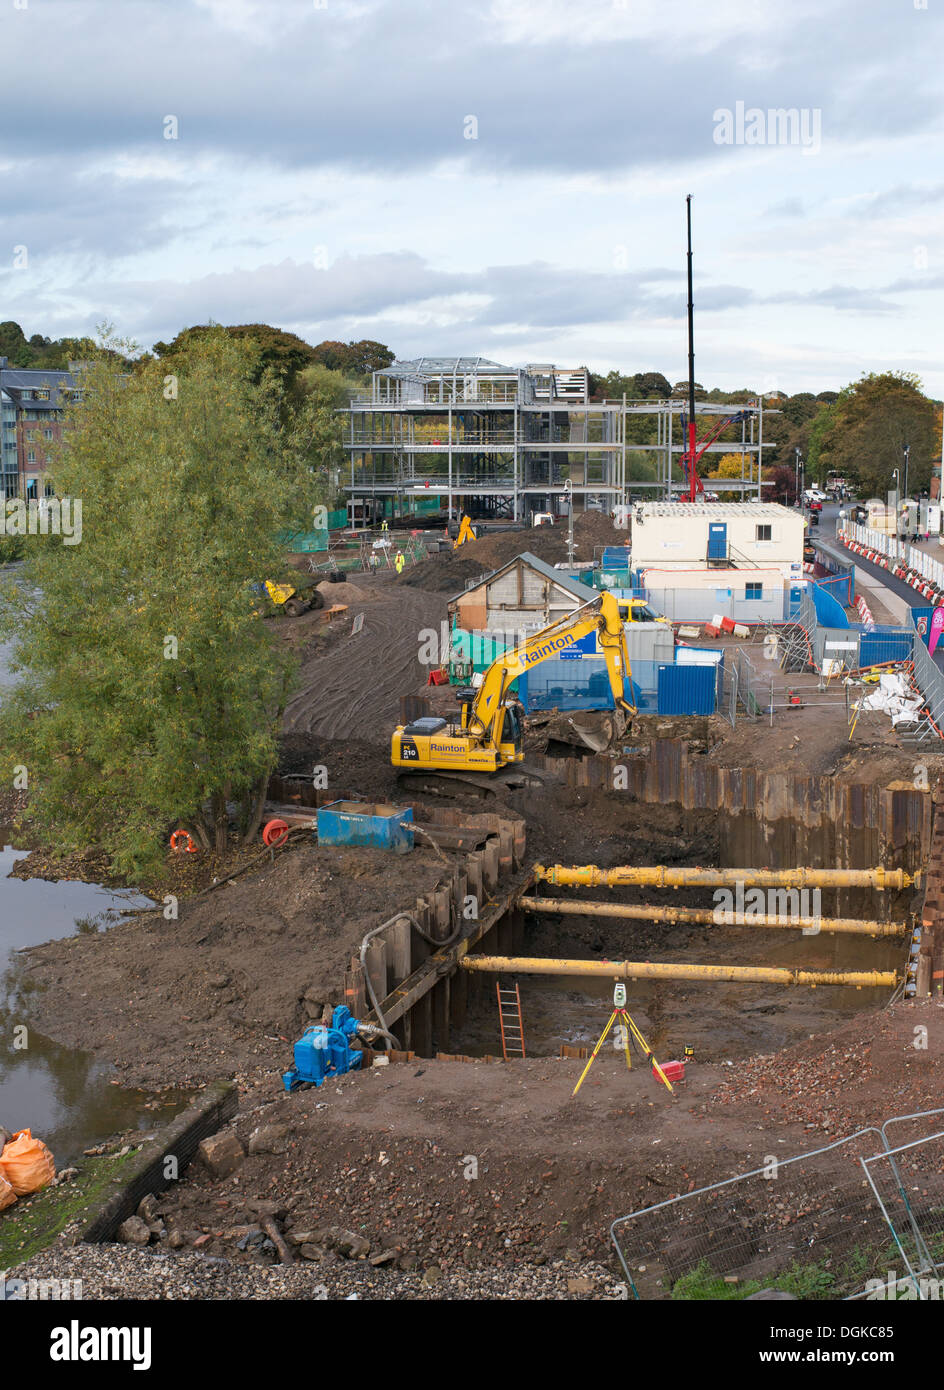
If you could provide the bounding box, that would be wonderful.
[654,1059,686,1083]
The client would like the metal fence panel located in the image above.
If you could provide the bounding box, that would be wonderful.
[912,638,944,733]
[860,1131,944,1298]
[813,625,859,672]
[611,1108,944,1301]
[859,629,915,668]
[612,1128,892,1300]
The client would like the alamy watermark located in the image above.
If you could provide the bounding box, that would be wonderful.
[1,1271,83,1300]
[713,102,822,155]
[0,497,82,545]
[713,883,823,934]
[866,1270,943,1300]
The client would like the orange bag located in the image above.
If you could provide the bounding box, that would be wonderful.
[0,1129,56,1196]
[0,1173,16,1213]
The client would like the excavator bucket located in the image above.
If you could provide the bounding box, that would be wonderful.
[537,708,628,753]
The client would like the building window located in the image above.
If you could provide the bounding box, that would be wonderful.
[44,429,53,441]
[755,524,772,541]
[27,450,36,463]
[745,582,763,601]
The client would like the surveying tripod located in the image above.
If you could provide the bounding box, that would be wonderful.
[572,982,675,1098]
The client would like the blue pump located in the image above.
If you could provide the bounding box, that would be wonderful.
[282,1005,364,1091]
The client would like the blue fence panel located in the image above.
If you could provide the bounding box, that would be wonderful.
[656,663,716,716]
[518,656,616,713]
[602,546,632,568]
[812,582,849,628]
[813,568,853,607]
[518,654,658,713]
[627,658,660,713]
[910,605,935,648]
[859,627,915,668]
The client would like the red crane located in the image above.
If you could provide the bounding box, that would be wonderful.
[679,408,752,500]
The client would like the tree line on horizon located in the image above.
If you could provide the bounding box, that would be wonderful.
[2,319,940,499]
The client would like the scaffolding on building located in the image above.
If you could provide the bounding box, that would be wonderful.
[341,358,774,524]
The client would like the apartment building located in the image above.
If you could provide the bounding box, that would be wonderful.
[0,358,80,500]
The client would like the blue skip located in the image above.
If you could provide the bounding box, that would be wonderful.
[282,1006,364,1091]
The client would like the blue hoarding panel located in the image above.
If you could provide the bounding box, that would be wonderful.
[656,663,716,716]
[910,606,934,648]
[812,582,849,628]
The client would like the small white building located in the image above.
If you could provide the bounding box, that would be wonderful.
[632,502,804,576]
[631,502,805,623]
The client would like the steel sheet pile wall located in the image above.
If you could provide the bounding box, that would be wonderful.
[348,808,528,1057]
[531,739,929,884]
[916,782,944,998]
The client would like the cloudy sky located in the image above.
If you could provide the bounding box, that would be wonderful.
[2,0,943,394]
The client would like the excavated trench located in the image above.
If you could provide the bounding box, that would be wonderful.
[443,755,928,1065]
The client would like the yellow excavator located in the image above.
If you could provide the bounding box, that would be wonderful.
[392,591,634,789]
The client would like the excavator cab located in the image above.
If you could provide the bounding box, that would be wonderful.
[498,703,524,762]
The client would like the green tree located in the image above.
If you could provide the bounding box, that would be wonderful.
[311,339,395,377]
[810,373,938,496]
[153,323,318,386]
[634,371,672,399]
[0,321,28,360]
[291,362,362,414]
[0,330,319,875]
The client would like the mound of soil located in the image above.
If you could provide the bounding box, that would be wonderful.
[399,512,623,593]
[21,841,455,1088]
[316,581,373,605]
[708,1000,944,1137]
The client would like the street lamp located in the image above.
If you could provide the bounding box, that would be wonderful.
[795,447,802,507]
[903,443,910,505]
[892,467,900,565]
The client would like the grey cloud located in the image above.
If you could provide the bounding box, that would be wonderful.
[0,158,197,260]
[5,0,942,178]
[763,284,899,313]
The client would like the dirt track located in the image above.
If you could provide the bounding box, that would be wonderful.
[282,575,446,743]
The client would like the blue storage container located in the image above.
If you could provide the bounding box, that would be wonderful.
[656,663,716,716]
[316,800,414,853]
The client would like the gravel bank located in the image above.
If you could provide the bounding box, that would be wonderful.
[10,1244,626,1301]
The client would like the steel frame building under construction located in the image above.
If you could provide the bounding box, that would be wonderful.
[341,357,770,522]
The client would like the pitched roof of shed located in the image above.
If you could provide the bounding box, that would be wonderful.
[448,551,598,605]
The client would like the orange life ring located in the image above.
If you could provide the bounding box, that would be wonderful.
[262,818,290,847]
[170,829,198,854]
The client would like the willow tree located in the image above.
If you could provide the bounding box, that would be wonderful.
[0,330,320,875]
